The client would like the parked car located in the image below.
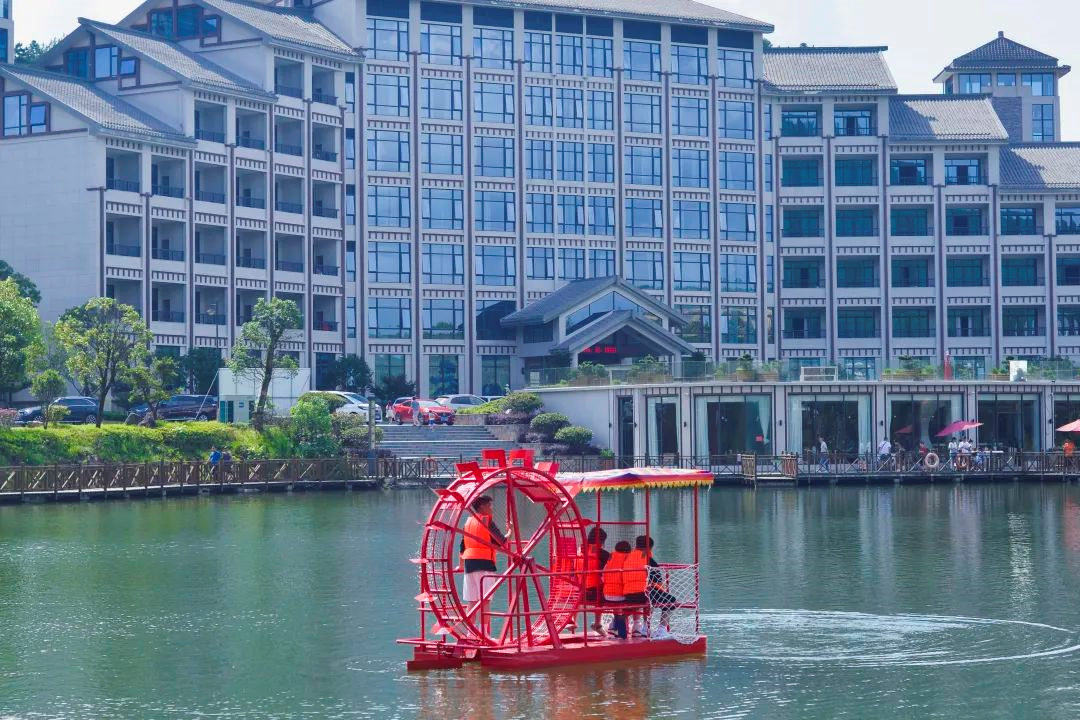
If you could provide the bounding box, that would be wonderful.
[390,398,456,425]
[311,391,383,421]
[386,396,413,423]
[18,396,100,425]
[436,394,488,411]
[129,394,218,422]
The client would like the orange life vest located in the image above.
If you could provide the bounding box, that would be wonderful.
[622,549,649,595]
[461,515,496,562]
[575,544,604,590]
[604,550,629,597]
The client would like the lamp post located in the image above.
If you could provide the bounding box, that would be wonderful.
[366,384,377,477]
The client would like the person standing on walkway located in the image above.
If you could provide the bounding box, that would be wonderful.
[878,438,892,467]
[410,396,421,427]
[818,437,829,472]
[1064,438,1075,472]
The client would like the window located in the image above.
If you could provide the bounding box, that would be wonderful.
[1003,307,1044,336]
[675,252,710,290]
[892,309,934,338]
[366,74,409,116]
[526,140,553,179]
[423,300,465,339]
[834,109,875,136]
[421,78,463,120]
[555,88,584,128]
[3,95,26,137]
[345,129,356,169]
[720,203,757,242]
[148,11,173,38]
[836,208,877,237]
[1022,73,1055,96]
[1001,257,1042,287]
[998,73,1016,86]
[625,199,663,237]
[526,194,554,234]
[558,195,585,234]
[588,197,615,235]
[525,31,552,72]
[837,258,878,288]
[527,247,555,279]
[367,187,410,228]
[1057,208,1080,235]
[674,149,709,188]
[782,310,824,340]
[890,158,929,186]
[368,241,411,283]
[477,300,516,341]
[0,30,5,63]
[475,192,515,232]
[423,243,464,284]
[945,158,984,185]
[525,86,552,126]
[720,254,756,293]
[565,291,655,334]
[367,130,409,172]
[345,72,355,112]
[586,37,613,77]
[1060,307,1080,336]
[947,258,987,287]
[590,248,615,277]
[624,40,661,81]
[783,259,824,289]
[764,155,773,191]
[1033,104,1055,141]
[718,48,753,89]
[718,152,754,190]
[624,93,661,133]
[958,73,992,94]
[368,298,411,339]
[782,158,822,187]
[373,354,406,384]
[588,143,615,183]
[765,206,774,244]
[837,309,879,338]
[626,251,663,289]
[557,142,584,182]
[119,58,137,78]
[672,44,707,85]
[676,305,711,343]
[474,82,514,123]
[557,34,584,75]
[474,27,513,69]
[840,358,877,381]
[721,307,757,344]
[481,356,511,395]
[624,146,662,185]
[673,201,709,239]
[475,245,516,285]
[947,308,990,337]
[65,49,90,79]
[421,189,464,230]
[588,91,614,130]
[346,241,356,281]
[421,133,463,175]
[421,22,462,65]
[1001,207,1038,235]
[783,208,823,238]
[429,355,460,397]
[671,97,708,136]
[891,257,933,288]
[891,208,930,236]
[718,100,754,139]
[346,297,356,339]
[367,17,409,61]
[781,110,820,137]
[346,185,356,225]
[558,248,586,280]
[835,158,876,186]
[946,207,985,236]
[94,46,119,80]
[474,136,514,178]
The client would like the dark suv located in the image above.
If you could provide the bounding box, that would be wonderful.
[18,396,100,424]
[130,395,218,422]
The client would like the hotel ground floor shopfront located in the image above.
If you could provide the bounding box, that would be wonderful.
[534,382,1080,459]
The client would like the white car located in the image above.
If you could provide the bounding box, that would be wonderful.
[436,394,488,411]
[320,391,383,421]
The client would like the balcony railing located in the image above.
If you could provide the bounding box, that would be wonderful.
[151,247,185,262]
[195,252,226,265]
[313,320,339,332]
[152,184,184,199]
[195,190,226,204]
[276,201,303,214]
[236,256,266,269]
[106,243,140,258]
[783,328,826,339]
[945,174,987,186]
[106,177,140,192]
[313,264,339,276]
[312,206,339,219]
[276,260,304,273]
[196,129,226,143]
[275,84,303,99]
[152,311,185,323]
[237,136,266,150]
[237,196,266,209]
[312,149,338,162]
[196,313,227,326]
[275,143,303,156]
[312,91,338,105]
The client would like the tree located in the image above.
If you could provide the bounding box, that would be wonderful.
[289,396,341,458]
[127,356,182,425]
[29,322,90,396]
[54,298,152,428]
[182,348,222,395]
[0,260,41,305]
[30,370,65,429]
[325,354,372,394]
[14,39,60,65]
[0,278,41,399]
[375,374,416,404]
[227,297,301,424]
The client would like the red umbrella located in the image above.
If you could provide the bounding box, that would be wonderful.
[1057,419,1080,433]
[935,420,982,438]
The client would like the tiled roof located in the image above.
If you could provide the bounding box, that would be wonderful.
[199,0,357,57]
[472,0,772,31]
[889,95,1009,142]
[949,33,1059,70]
[501,276,684,327]
[763,47,897,93]
[551,310,698,355]
[80,20,274,99]
[1001,144,1080,190]
[0,64,193,144]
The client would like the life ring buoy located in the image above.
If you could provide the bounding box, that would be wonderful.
[955,454,970,471]
[924,452,940,470]
[423,457,438,475]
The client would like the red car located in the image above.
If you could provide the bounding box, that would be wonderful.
[391,399,456,425]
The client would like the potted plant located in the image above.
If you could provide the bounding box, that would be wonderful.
[735,354,756,382]
[759,361,780,382]
[598,448,616,470]
[989,365,1009,381]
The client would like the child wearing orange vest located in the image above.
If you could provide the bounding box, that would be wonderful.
[577,527,610,634]
[604,540,632,639]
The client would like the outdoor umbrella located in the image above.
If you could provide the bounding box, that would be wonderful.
[935,420,983,437]
[893,425,914,434]
[1056,419,1080,433]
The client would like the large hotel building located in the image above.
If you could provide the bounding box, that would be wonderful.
[0,0,1077,397]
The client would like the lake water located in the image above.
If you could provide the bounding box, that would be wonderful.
[3,484,1080,719]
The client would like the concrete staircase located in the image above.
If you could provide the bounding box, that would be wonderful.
[378,424,520,460]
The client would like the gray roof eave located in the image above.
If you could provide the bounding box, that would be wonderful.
[552,312,697,356]
[464,0,773,32]
[98,125,197,147]
[763,85,898,96]
[267,38,361,64]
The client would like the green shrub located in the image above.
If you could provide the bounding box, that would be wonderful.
[530,412,570,439]
[159,422,236,457]
[554,425,593,449]
[103,411,129,423]
[298,391,347,412]
[289,397,341,458]
[504,392,542,414]
[331,413,370,434]
[340,425,383,450]
[457,398,507,415]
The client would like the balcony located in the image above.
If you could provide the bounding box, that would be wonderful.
[106,243,140,258]
[152,184,184,199]
[152,247,185,262]
[196,129,226,143]
[238,137,266,150]
[276,84,303,99]
[237,196,266,210]
[312,149,338,163]
[152,310,185,323]
[275,143,303,157]
[276,201,303,214]
[196,252,226,265]
[312,206,339,219]
[783,328,826,339]
[312,91,338,105]
[313,320,339,332]
[236,256,266,269]
[195,190,226,204]
[106,178,140,192]
[276,260,304,273]
[313,264,339,276]
[196,312,227,325]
